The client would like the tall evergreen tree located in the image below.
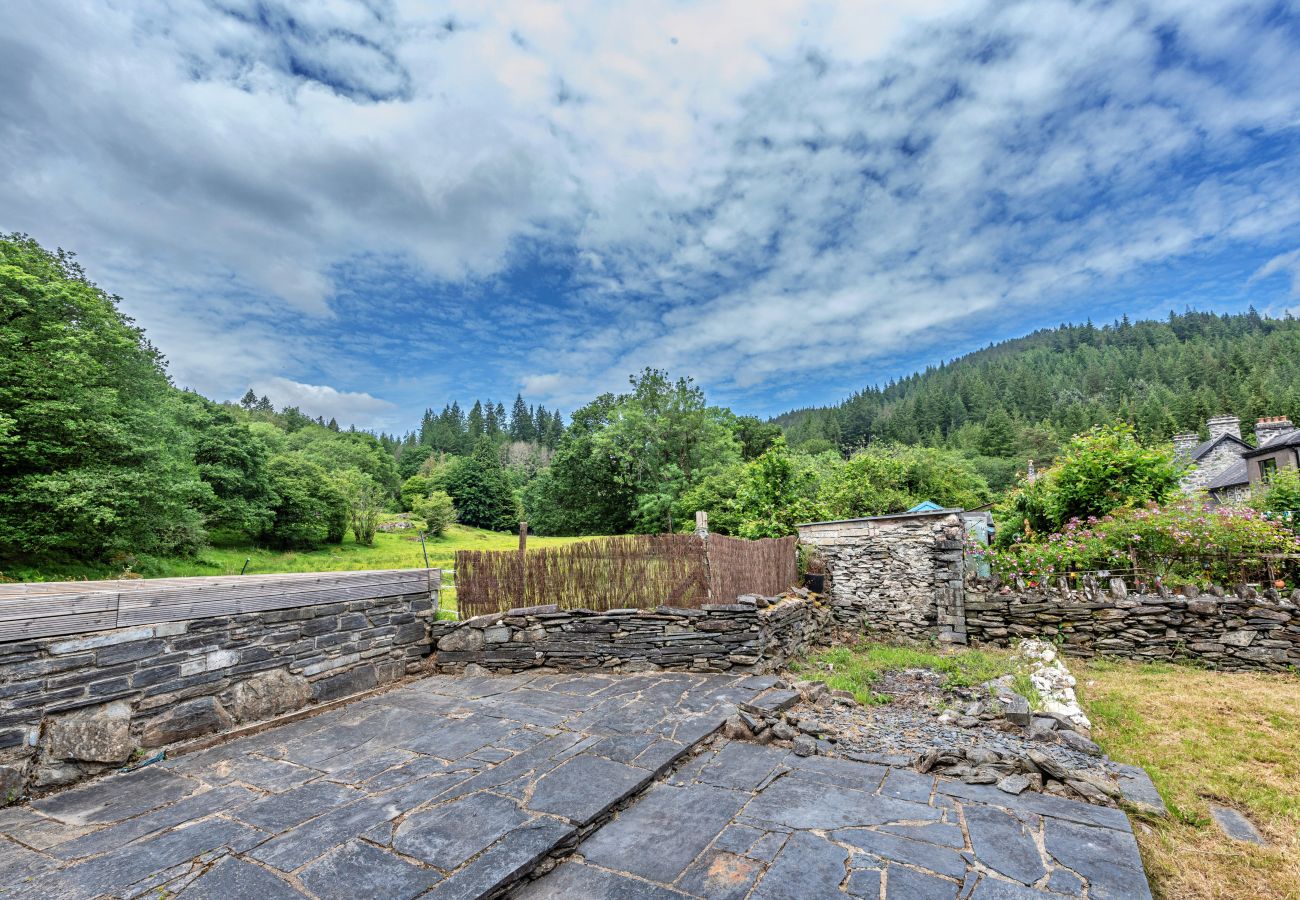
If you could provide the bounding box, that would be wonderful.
[510,394,534,442]
[467,400,485,441]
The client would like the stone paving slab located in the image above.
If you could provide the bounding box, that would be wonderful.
[0,672,764,899]
[0,671,1152,899]
[520,740,1153,899]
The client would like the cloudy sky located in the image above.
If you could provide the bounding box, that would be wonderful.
[5,1,1300,430]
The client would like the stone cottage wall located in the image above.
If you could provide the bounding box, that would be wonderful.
[1183,441,1248,493]
[964,581,1300,669]
[796,511,966,642]
[429,594,829,675]
[0,574,438,798]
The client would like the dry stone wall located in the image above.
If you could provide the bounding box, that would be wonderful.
[0,580,437,799]
[429,592,830,675]
[796,511,966,642]
[964,581,1300,670]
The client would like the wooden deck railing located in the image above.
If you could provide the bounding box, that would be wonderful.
[0,569,441,642]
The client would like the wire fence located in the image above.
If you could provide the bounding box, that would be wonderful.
[454,533,798,618]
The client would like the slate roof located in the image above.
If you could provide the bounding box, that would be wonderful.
[1243,429,1300,457]
[1204,458,1249,491]
[1189,432,1250,461]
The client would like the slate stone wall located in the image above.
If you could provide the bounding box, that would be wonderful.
[0,590,437,798]
[964,581,1300,670]
[796,511,967,642]
[429,594,830,675]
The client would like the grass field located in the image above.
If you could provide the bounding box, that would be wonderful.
[790,642,1040,708]
[4,523,602,582]
[1077,658,1300,899]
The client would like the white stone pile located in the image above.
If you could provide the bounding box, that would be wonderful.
[1017,639,1091,732]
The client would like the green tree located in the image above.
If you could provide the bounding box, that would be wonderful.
[993,424,1182,546]
[735,438,820,538]
[293,429,400,496]
[260,455,347,549]
[397,444,433,480]
[820,445,989,518]
[177,393,274,536]
[594,369,741,533]
[413,490,457,536]
[443,438,518,531]
[510,394,535,443]
[1048,424,1180,523]
[332,468,385,545]
[733,415,784,461]
[976,408,1018,457]
[0,234,207,562]
[400,474,433,511]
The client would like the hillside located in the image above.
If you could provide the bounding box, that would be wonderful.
[777,310,1300,465]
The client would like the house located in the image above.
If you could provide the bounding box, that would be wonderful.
[1175,415,1299,504]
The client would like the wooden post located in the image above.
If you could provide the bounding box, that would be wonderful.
[695,510,708,537]
[519,521,528,554]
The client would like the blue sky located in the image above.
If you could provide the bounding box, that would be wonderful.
[4,0,1300,431]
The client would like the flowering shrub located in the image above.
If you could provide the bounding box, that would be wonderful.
[985,500,1300,588]
[993,424,1181,548]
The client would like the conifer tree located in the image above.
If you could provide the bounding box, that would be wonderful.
[510,394,534,442]
[467,400,485,441]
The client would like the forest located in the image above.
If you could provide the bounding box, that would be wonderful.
[7,231,1300,580]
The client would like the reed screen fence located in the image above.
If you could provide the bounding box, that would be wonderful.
[455,533,798,618]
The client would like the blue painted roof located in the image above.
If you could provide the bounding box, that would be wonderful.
[907,500,945,512]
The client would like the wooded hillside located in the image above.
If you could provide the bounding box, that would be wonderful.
[778,311,1300,462]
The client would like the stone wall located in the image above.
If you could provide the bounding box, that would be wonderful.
[0,580,437,798]
[796,511,966,642]
[429,593,830,675]
[964,581,1300,670]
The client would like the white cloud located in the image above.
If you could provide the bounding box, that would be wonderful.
[250,377,397,429]
[3,0,1299,418]
[1253,248,1300,298]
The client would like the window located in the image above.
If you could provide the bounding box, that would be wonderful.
[1260,458,1278,481]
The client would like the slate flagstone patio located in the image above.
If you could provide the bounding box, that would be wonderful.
[0,672,1151,899]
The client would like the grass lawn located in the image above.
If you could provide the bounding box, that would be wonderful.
[6,523,603,582]
[1077,658,1300,899]
[789,642,1039,707]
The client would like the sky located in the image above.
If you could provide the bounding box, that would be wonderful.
[4,0,1300,432]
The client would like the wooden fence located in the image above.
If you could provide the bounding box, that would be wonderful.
[0,569,441,642]
[454,533,797,618]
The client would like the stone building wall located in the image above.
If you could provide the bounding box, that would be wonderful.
[796,511,966,642]
[0,588,437,798]
[964,581,1300,670]
[1183,441,1248,493]
[429,594,829,675]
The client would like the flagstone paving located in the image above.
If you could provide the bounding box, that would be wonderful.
[519,742,1153,899]
[0,671,1151,899]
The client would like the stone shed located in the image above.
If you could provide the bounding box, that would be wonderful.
[796,509,967,643]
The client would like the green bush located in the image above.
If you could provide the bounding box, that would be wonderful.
[413,490,457,537]
[400,474,433,512]
[995,424,1181,546]
[1261,467,1300,532]
[332,468,385,546]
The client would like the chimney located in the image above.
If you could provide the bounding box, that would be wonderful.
[1172,432,1198,459]
[1206,415,1241,442]
[1255,416,1297,447]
